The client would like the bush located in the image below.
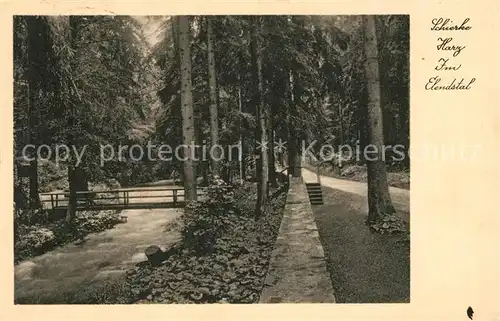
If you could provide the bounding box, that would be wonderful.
[51,210,122,241]
[340,165,365,177]
[90,179,121,191]
[15,209,123,263]
[75,211,123,232]
[116,162,156,187]
[182,202,217,254]
[125,181,288,304]
[245,163,257,182]
[369,214,407,234]
[69,279,133,304]
[14,225,56,259]
[151,161,174,181]
[16,208,52,226]
[181,177,238,255]
[38,160,68,192]
[204,177,237,215]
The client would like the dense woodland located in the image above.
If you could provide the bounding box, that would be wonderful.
[14,14,409,304]
[14,15,409,235]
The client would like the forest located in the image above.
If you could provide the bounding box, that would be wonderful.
[14,15,410,304]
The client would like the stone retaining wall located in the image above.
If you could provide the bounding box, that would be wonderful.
[259,177,335,303]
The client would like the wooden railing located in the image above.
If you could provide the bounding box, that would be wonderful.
[40,187,206,211]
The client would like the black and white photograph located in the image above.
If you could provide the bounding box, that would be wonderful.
[13,15,410,304]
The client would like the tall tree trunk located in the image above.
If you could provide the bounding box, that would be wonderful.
[267,76,276,186]
[65,16,79,223]
[238,33,249,183]
[66,166,77,221]
[170,16,185,185]
[74,167,89,191]
[177,16,197,202]
[284,71,291,174]
[27,103,39,209]
[250,16,268,219]
[362,15,395,224]
[25,16,41,209]
[376,16,392,149]
[196,119,209,186]
[206,17,221,177]
[338,101,345,147]
[237,81,245,183]
[334,99,345,175]
[288,70,301,178]
[268,127,277,187]
[357,93,369,165]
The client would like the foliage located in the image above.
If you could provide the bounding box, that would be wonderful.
[68,279,133,304]
[182,201,218,254]
[71,211,124,235]
[151,15,408,178]
[336,15,410,159]
[38,160,69,192]
[369,214,407,234]
[16,278,134,304]
[15,226,56,260]
[182,177,237,254]
[13,14,409,304]
[15,208,51,226]
[14,14,409,205]
[14,209,123,263]
[14,16,161,197]
[126,182,288,303]
[204,177,237,214]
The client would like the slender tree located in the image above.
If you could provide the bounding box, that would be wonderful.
[250,16,268,218]
[169,16,185,185]
[237,73,244,183]
[288,70,301,178]
[65,16,80,223]
[25,16,43,209]
[361,15,395,224]
[206,16,221,177]
[268,121,277,187]
[177,16,197,201]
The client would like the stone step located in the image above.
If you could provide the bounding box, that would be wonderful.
[306,183,321,189]
[305,183,324,205]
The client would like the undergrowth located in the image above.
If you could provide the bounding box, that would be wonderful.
[14,209,123,264]
[369,214,407,234]
[125,177,289,304]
